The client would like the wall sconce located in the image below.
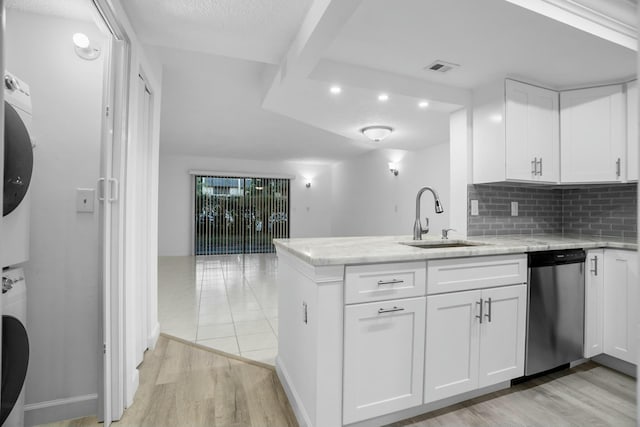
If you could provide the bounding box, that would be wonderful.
[73,33,101,61]
[305,180,312,188]
[388,162,399,176]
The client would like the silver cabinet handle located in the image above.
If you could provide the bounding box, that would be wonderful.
[537,158,543,176]
[378,306,405,314]
[590,256,598,276]
[302,302,308,324]
[475,298,483,323]
[616,158,621,178]
[377,279,404,286]
[531,158,537,175]
[485,298,492,322]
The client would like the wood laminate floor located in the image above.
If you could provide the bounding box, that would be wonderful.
[41,335,636,427]
[39,334,297,427]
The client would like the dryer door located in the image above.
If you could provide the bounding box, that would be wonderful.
[4,100,33,216]
[0,315,29,425]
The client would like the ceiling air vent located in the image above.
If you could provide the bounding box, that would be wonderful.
[424,60,460,73]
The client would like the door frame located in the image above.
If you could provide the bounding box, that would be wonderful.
[92,0,131,423]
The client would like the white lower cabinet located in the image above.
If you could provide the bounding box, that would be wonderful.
[603,250,638,364]
[424,284,526,403]
[343,297,426,425]
[584,249,604,358]
[478,285,527,387]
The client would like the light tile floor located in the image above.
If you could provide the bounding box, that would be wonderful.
[158,253,279,365]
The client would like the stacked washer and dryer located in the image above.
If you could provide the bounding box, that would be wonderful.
[2,71,34,427]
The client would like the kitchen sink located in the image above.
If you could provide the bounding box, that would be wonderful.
[400,240,488,249]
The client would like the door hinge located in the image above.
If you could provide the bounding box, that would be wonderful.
[106,106,110,117]
[103,343,107,354]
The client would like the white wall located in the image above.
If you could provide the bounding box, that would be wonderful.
[331,144,451,238]
[158,154,333,256]
[5,9,107,424]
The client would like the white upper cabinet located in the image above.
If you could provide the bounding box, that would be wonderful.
[505,80,559,183]
[473,79,559,184]
[626,81,638,181]
[560,84,625,183]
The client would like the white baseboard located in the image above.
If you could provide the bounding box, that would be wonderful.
[148,321,160,350]
[592,354,637,377]
[24,393,97,427]
[275,356,312,427]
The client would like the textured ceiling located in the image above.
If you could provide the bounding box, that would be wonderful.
[155,47,359,162]
[121,0,313,64]
[6,0,96,22]
[325,0,636,90]
[145,0,636,163]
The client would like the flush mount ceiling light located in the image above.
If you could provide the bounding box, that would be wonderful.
[73,32,101,61]
[418,100,430,109]
[378,93,389,102]
[361,125,394,142]
[330,85,342,94]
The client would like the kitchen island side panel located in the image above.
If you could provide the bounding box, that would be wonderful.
[276,249,344,427]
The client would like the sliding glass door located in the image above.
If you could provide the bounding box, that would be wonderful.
[194,175,290,255]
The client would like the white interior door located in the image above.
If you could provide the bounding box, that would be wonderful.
[134,75,152,366]
[98,36,116,427]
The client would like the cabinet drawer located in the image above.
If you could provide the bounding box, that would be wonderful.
[345,261,426,304]
[427,255,527,294]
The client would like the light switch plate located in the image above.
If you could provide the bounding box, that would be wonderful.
[76,188,95,213]
[470,199,479,216]
[511,201,518,216]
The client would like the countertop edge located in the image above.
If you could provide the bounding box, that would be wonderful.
[273,237,637,267]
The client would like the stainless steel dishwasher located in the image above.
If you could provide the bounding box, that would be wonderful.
[525,249,586,376]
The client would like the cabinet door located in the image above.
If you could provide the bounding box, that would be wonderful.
[584,250,604,358]
[478,284,526,387]
[627,81,638,181]
[343,297,425,424]
[506,80,559,183]
[561,85,625,183]
[603,250,638,364]
[424,290,480,403]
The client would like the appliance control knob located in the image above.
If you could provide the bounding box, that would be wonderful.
[4,75,18,91]
[2,277,13,293]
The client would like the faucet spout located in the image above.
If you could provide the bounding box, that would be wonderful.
[413,186,444,240]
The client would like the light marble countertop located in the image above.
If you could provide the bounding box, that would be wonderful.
[273,234,638,266]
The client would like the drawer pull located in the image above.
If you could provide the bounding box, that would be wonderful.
[378,306,405,314]
[377,279,404,286]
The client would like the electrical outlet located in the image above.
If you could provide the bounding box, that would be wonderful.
[511,201,518,216]
[471,199,479,216]
[76,188,95,213]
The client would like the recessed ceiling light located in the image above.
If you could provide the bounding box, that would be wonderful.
[378,93,389,102]
[418,100,430,108]
[330,85,342,94]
